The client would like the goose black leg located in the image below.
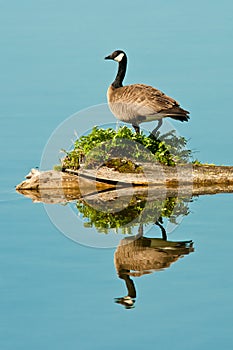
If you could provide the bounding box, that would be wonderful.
[155,219,167,240]
[133,124,140,134]
[134,223,144,240]
[152,119,163,135]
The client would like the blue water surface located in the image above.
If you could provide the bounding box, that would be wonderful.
[0,1,233,349]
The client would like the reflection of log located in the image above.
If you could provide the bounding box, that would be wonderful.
[16,168,233,204]
[114,237,194,277]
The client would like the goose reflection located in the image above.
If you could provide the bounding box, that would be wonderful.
[17,176,195,309]
[114,221,194,309]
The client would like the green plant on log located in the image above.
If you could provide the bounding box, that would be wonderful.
[61,126,193,170]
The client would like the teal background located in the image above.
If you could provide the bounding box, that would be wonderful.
[0,1,233,349]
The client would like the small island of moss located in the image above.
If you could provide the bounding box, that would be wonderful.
[60,125,195,173]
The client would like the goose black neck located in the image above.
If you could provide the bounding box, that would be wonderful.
[112,55,127,88]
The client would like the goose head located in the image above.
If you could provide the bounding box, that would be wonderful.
[105,50,126,63]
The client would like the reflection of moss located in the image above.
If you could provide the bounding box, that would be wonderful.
[78,201,144,234]
[160,197,190,224]
[61,126,193,170]
[76,196,190,234]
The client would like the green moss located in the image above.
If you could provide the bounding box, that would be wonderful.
[53,165,62,171]
[192,159,202,165]
[61,125,193,171]
[192,159,216,166]
[105,158,143,173]
[61,149,80,170]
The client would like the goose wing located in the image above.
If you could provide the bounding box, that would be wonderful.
[108,83,189,123]
[118,84,181,116]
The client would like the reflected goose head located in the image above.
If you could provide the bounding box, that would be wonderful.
[114,296,135,309]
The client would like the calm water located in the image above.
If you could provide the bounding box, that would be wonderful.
[1,1,233,349]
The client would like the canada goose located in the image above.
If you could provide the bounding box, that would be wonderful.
[105,50,190,134]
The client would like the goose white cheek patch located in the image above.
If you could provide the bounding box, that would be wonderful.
[114,53,125,62]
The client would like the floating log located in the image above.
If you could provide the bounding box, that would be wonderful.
[17,164,233,189]
[16,164,233,204]
[73,163,233,186]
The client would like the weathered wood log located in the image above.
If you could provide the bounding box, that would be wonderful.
[67,163,233,186]
[16,164,233,204]
[17,164,233,189]
[16,168,115,203]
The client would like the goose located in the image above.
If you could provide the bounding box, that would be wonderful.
[105,50,190,134]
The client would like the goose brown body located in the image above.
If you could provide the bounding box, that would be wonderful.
[105,50,190,133]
